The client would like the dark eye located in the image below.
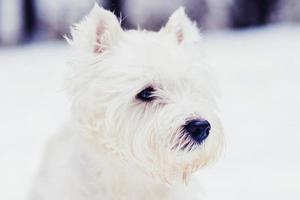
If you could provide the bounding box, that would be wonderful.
[136,87,156,102]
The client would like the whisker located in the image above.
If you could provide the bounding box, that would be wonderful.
[187,142,195,152]
[178,134,189,148]
[181,141,191,151]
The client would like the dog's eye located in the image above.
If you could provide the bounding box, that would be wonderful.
[136,87,156,102]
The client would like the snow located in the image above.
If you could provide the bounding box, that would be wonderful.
[200,24,300,199]
[0,24,300,200]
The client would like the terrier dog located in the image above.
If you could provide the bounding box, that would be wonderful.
[31,4,223,200]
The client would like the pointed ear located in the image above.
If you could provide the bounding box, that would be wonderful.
[67,3,123,54]
[164,7,201,44]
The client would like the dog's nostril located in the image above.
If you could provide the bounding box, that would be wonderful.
[184,120,211,143]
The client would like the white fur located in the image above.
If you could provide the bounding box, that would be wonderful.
[31,4,223,200]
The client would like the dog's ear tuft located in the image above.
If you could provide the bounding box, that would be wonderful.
[164,7,201,44]
[67,3,123,54]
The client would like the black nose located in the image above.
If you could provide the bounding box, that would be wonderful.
[184,120,211,143]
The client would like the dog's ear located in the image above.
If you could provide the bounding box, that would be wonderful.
[164,7,201,44]
[67,3,123,54]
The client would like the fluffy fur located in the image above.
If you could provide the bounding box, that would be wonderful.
[31,4,223,200]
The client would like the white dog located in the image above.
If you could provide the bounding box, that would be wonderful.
[31,4,223,200]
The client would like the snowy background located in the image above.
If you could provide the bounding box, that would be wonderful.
[0,0,300,200]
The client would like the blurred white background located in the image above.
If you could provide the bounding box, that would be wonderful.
[0,0,300,199]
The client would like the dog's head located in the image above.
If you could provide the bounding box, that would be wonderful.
[67,4,223,184]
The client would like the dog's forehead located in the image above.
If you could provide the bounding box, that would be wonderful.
[99,30,212,93]
[116,30,204,77]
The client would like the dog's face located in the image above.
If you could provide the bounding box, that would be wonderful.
[67,4,223,183]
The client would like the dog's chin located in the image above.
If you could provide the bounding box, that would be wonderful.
[150,159,206,186]
[142,149,211,186]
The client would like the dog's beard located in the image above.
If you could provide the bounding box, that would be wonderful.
[79,93,222,185]
[98,125,218,185]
